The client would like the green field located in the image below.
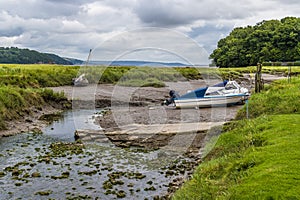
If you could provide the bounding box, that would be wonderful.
[0,64,79,87]
[0,64,201,87]
[173,77,300,199]
[1,64,300,88]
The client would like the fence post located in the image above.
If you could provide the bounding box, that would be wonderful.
[288,65,291,83]
[246,99,249,119]
[255,63,263,93]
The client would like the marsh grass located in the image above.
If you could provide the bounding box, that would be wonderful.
[0,64,79,87]
[78,66,202,87]
[2,64,298,88]
[0,86,69,130]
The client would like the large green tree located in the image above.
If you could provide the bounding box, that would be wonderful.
[210,17,300,67]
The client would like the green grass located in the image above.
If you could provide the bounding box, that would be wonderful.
[236,77,300,119]
[220,66,300,75]
[1,64,298,88]
[81,66,200,85]
[173,114,300,200]
[0,86,69,130]
[0,64,79,87]
[0,64,202,87]
[173,76,300,200]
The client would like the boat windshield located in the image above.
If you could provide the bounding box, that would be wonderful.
[225,83,238,90]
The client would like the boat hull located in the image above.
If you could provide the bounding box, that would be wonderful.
[174,95,247,108]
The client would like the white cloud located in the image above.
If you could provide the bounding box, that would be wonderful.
[90,28,209,65]
[72,1,140,35]
[0,0,299,61]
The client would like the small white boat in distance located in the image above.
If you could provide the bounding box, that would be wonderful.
[72,74,89,87]
[174,81,249,108]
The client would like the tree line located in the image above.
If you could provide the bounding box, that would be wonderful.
[210,17,300,67]
[0,47,73,65]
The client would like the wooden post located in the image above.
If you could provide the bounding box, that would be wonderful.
[288,65,291,83]
[255,63,263,93]
[246,99,249,119]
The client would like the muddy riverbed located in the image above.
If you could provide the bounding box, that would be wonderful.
[51,79,246,129]
[0,110,201,199]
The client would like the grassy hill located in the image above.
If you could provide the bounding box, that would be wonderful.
[173,77,300,199]
[0,47,73,65]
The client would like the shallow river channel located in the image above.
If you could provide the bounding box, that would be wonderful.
[0,110,197,199]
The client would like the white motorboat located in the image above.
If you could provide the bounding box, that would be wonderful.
[173,81,249,108]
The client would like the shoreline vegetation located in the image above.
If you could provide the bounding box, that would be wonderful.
[173,77,300,199]
[0,63,299,133]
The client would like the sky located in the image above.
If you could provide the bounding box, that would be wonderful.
[0,0,299,64]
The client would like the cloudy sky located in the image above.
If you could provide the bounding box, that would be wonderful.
[0,0,299,64]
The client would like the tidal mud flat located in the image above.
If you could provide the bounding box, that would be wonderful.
[53,79,245,151]
[48,80,245,198]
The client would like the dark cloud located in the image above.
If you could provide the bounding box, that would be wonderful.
[0,27,24,37]
[188,23,234,53]
[188,24,232,39]
[45,0,88,4]
[134,0,252,27]
[1,0,83,19]
[134,1,197,26]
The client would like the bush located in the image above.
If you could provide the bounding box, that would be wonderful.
[262,62,272,66]
[273,62,282,66]
[175,67,202,80]
[38,89,67,103]
[294,62,300,66]
[118,78,165,88]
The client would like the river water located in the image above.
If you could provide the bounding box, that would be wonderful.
[0,110,195,200]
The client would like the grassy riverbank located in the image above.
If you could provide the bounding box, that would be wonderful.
[0,64,75,130]
[0,87,69,130]
[173,77,300,199]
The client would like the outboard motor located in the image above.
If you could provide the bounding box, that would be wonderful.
[163,90,180,105]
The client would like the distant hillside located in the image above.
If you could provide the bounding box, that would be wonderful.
[0,46,190,66]
[63,57,84,65]
[88,60,187,67]
[0,47,73,65]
